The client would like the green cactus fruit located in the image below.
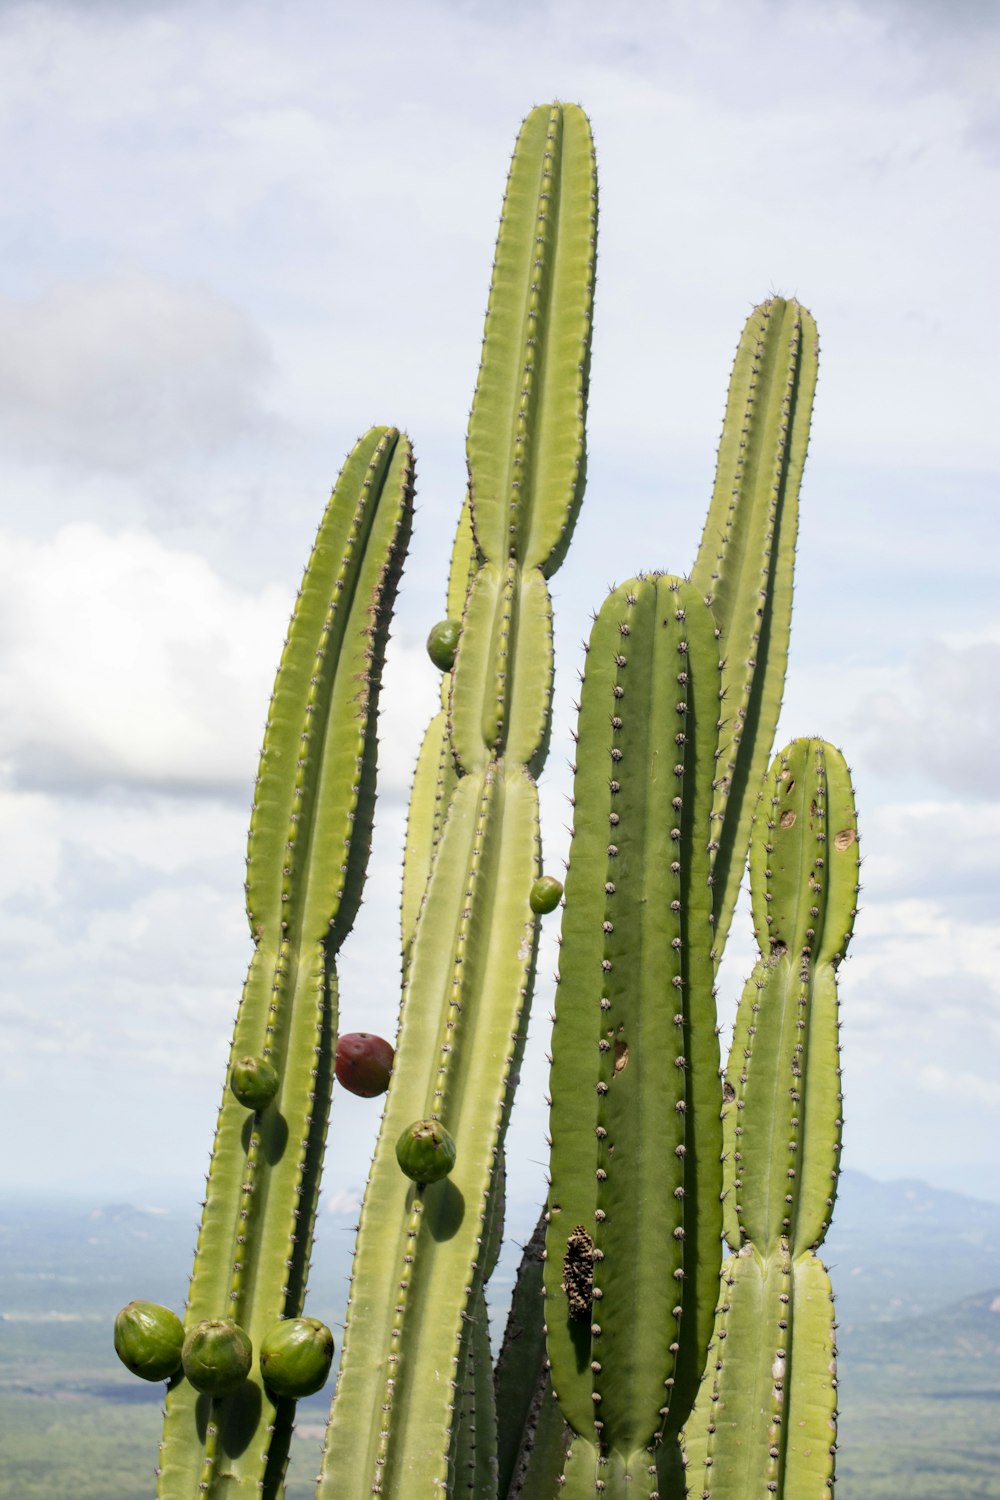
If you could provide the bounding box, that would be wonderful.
[426,618,460,671]
[259,1316,335,1398]
[113,1300,184,1382]
[394,1119,457,1185]
[181,1319,253,1398]
[529,875,563,914]
[335,1032,394,1098]
[229,1054,279,1111]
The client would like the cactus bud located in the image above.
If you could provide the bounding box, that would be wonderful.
[426,618,460,671]
[530,875,564,914]
[230,1054,279,1111]
[113,1300,184,1382]
[395,1118,457,1185]
[181,1319,253,1398]
[259,1316,335,1398]
[335,1032,394,1097]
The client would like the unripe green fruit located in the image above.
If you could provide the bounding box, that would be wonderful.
[529,875,563,914]
[113,1300,184,1382]
[426,618,460,671]
[259,1317,335,1398]
[395,1119,457,1185]
[335,1032,394,1097]
[181,1319,253,1398]
[230,1054,279,1111]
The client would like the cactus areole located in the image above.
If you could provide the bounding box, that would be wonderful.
[335,1032,394,1097]
[181,1320,253,1398]
[395,1119,457,1185]
[259,1317,335,1398]
[426,618,460,671]
[113,1300,184,1382]
[229,1053,280,1110]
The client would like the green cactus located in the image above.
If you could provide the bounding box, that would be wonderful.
[317,99,597,1500]
[544,574,724,1497]
[691,297,819,964]
[142,425,413,1497]
[116,101,855,1500]
[683,737,859,1499]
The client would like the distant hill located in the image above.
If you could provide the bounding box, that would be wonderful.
[824,1169,1000,1325]
[2,1172,999,1498]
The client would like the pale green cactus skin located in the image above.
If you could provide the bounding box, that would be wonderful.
[691,298,819,965]
[683,738,859,1500]
[155,428,413,1498]
[318,102,596,1499]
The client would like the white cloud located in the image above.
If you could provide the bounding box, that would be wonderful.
[0,274,274,473]
[0,523,289,794]
[849,641,1000,799]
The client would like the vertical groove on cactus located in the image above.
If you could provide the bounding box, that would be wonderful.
[545,575,723,1492]
[319,101,596,1499]
[155,427,413,1498]
[690,298,819,964]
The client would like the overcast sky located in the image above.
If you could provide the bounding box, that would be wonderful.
[1,0,998,1259]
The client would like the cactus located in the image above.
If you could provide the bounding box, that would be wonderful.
[134,425,413,1497]
[317,99,597,1500]
[683,738,859,1499]
[115,101,856,1500]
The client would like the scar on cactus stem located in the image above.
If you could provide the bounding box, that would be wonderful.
[113,1301,184,1382]
[530,875,563,914]
[181,1320,253,1398]
[426,618,460,671]
[259,1317,335,1399]
[335,1032,394,1097]
[229,1053,279,1110]
[395,1118,457,1185]
[562,1225,595,1321]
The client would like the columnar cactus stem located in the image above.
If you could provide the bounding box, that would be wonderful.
[690,299,819,964]
[544,575,724,1497]
[683,738,859,1499]
[319,102,596,1499]
[155,427,413,1498]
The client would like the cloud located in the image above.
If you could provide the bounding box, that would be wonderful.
[850,640,1000,799]
[0,523,291,795]
[0,274,274,474]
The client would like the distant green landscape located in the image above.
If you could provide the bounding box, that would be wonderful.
[2,1173,999,1498]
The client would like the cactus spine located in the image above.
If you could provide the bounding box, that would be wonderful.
[317,102,596,1499]
[683,738,859,1498]
[154,427,413,1497]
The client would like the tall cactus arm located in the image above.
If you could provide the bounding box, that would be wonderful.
[544,576,723,1493]
[686,738,855,1499]
[156,427,413,1498]
[451,102,595,777]
[318,764,540,1497]
[319,102,595,1500]
[467,102,595,575]
[725,739,858,1258]
[690,299,819,962]
[683,1247,837,1500]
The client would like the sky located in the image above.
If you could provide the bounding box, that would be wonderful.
[1,0,998,1263]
